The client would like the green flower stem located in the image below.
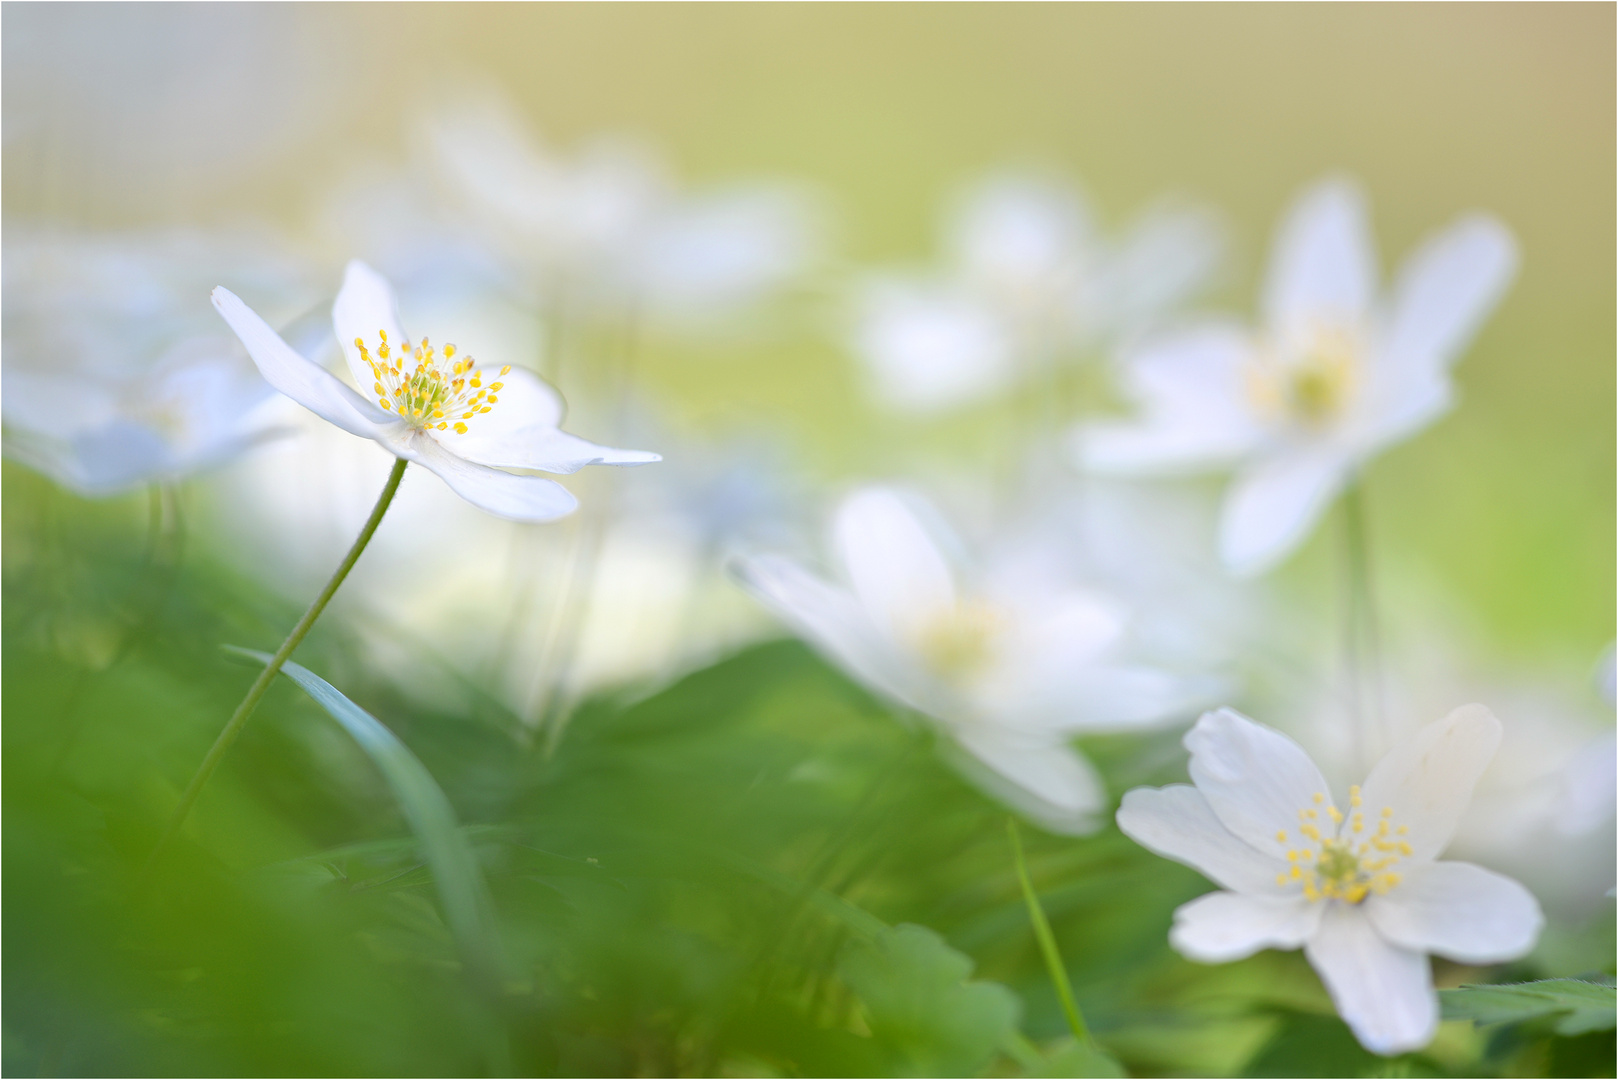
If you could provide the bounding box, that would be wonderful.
[1007,817,1094,1048]
[1339,477,1385,775]
[146,456,408,870]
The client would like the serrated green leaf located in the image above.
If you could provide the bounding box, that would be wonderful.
[838,922,1021,1076]
[1440,978,1616,1036]
[225,646,503,981]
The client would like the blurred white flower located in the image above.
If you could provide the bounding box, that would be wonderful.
[1119,706,1542,1056]
[2,227,312,496]
[420,96,818,326]
[212,260,658,523]
[1076,177,1517,576]
[853,172,1222,414]
[735,485,1216,834]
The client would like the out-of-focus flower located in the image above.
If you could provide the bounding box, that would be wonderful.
[2,227,313,496]
[1119,706,1542,1056]
[1076,178,1517,576]
[735,485,1215,834]
[420,96,819,326]
[853,173,1222,413]
[212,260,658,523]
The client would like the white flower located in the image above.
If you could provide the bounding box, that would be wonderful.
[1076,177,1517,576]
[735,486,1215,833]
[1118,706,1544,1055]
[853,172,1221,414]
[420,96,817,325]
[2,227,311,496]
[1284,644,1617,921]
[212,260,658,523]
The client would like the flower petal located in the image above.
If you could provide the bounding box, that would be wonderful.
[1381,215,1517,375]
[1304,903,1436,1056]
[1117,784,1291,895]
[1366,860,1543,965]
[1171,890,1324,962]
[832,487,957,644]
[399,429,577,522]
[1184,707,1335,855]
[435,367,660,473]
[730,552,922,711]
[1358,704,1503,864]
[1219,448,1349,577]
[854,281,1016,413]
[332,260,409,392]
[1264,178,1377,347]
[948,727,1104,835]
[1076,323,1262,474]
[213,286,401,441]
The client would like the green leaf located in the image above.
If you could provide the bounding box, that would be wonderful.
[1037,1038,1129,1078]
[225,646,503,981]
[1440,978,1616,1036]
[837,922,1021,1076]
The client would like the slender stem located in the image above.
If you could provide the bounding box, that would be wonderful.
[1339,478,1385,774]
[145,457,408,870]
[1007,818,1093,1048]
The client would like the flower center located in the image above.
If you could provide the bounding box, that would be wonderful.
[1247,325,1360,429]
[914,602,1004,681]
[1273,785,1413,904]
[355,329,510,434]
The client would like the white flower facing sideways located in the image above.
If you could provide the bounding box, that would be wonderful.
[1076,177,1518,575]
[1118,706,1543,1055]
[2,227,313,497]
[854,172,1222,414]
[736,486,1215,834]
[212,260,659,522]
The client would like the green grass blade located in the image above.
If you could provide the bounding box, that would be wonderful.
[225,645,503,981]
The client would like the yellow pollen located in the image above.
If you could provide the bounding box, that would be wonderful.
[1312,793,1325,805]
[1276,830,1287,843]
[1281,794,1413,906]
[1349,785,1362,808]
[352,331,510,434]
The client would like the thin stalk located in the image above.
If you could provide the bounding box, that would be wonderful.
[1339,478,1385,775]
[1007,817,1093,1049]
[145,457,408,870]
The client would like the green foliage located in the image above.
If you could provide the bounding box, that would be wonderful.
[4,473,1613,1077]
[1442,978,1616,1037]
[838,923,1021,1076]
[226,647,505,985]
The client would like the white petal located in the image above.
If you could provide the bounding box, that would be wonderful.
[854,281,1015,413]
[399,429,577,522]
[437,368,660,473]
[1006,664,1213,734]
[948,727,1104,835]
[1218,449,1349,577]
[730,553,922,710]
[948,173,1090,291]
[1304,903,1436,1056]
[832,487,957,643]
[1381,215,1517,375]
[1077,323,1262,474]
[1358,704,1503,864]
[1366,861,1543,964]
[1185,707,1335,854]
[1264,178,1378,346]
[1116,784,1291,896]
[1171,890,1324,963]
[212,286,401,441]
[332,260,409,392]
